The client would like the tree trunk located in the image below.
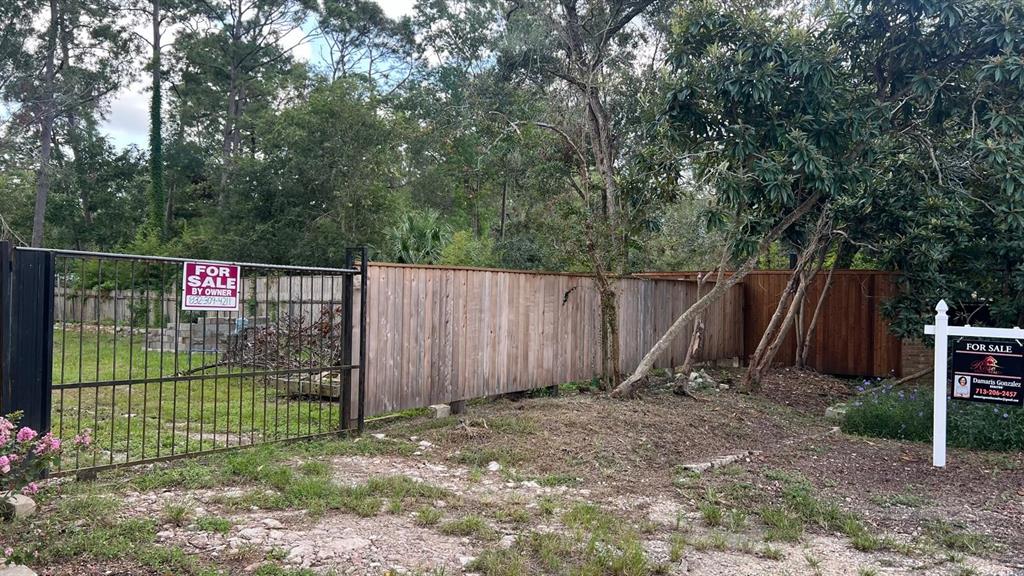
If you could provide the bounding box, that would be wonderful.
[612,192,823,398]
[797,240,843,368]
[679,271,712,376]
[499,174,508,242]
[31,0,59,247]
[149,0,165,238]
[741,210,832,392]
[745,260,815,391]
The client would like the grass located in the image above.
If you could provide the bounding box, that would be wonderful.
[869,490,930,509]
[440,515,498,540]
[163,502,192,526]
[196,516,234,534]
[924,521,994,554]
[415,505,443,526]
[51,328,345,470]
[699,502,723,527]
[458,504,666,576]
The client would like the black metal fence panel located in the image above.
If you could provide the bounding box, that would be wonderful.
[0,244,367,474]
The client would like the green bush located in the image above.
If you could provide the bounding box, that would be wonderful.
[841,385,1024,451]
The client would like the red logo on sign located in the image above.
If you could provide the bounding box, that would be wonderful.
[181,262,240,311]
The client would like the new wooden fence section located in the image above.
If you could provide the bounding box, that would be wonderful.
[638,270,902,378]
[53,264,745,417]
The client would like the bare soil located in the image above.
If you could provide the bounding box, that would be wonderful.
[10,368,1024,576]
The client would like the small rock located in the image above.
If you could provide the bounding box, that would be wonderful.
[4,495,36,519]
[418,440,433,448]
[428,404,451,419]
[487,461,501,472]
[238,527,267,541]
[156,530,174,542]
[371,433,387,440]
[680,462,712,473]
[0,565,37,576]
[458,556,476,567]
[261,518,284,529]
[499,535,516,548]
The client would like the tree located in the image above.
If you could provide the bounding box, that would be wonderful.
[1,0,133,246]
[318,0,419,91]
[615,0,860,396]
[499,0,673,387]
[172,0,316,207]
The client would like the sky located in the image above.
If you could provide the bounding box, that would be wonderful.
[100,0,417,149]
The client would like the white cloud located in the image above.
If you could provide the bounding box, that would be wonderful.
[377,0,416,19]
[102,81,150,149]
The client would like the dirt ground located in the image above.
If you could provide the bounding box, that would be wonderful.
[7,368,1024,576]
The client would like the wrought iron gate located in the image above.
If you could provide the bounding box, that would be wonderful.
[0,242,368,474]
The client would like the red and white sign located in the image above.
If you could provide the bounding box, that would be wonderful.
[181,261,240,311]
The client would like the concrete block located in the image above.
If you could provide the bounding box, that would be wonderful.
[428,404,451,419]
[5,495,36,519]
[0,565,38,576]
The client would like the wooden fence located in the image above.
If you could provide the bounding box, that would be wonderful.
[637,270,902,378]
[53,264,745,417]
[361,264,742,416]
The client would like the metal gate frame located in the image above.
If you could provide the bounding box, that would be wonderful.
[0,241,369,474]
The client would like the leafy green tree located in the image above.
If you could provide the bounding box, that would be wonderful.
[1,0,134,246]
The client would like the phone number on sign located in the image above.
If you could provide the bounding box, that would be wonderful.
[975,388,1019,399]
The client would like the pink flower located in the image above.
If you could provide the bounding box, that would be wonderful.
[32,433,61,456]
[21,483,38,496]
[74,430,93,447]
[15,427,37,443]
[3,547,11,557]
[0,455,9,474]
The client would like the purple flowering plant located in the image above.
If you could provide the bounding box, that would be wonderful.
[842,384,1024,451]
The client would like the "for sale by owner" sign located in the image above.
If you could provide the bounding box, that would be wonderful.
[181,261,241,311]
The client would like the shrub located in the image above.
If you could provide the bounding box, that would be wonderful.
[842,385,1024,451]
[0,412,91,509]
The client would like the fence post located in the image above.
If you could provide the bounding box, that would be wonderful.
[357,246,368,433]
[7,249,55,433]
[0,241,10,414]
[932,299,948,468]
[340,249,355,432]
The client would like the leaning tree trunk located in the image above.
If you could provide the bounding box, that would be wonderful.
[741,210,832,392]
[746,259,816,390]
[612,192,823,398]
[797,240,843,368]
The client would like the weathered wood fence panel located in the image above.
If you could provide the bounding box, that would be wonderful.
[360,264,743,416]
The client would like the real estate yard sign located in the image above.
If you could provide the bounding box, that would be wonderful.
[182,261,240,311]
[951,340,1022,406]
[925,300,1024,467]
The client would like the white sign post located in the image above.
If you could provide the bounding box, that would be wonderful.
[930,300,949,467]
[924,299,1024,468]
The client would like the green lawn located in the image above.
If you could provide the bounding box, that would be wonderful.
[51,328,348,472]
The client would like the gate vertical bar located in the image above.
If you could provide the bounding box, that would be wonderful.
[358,246,368,433]
[7,249,55,433]
[341,249,355,432]
[0,241,11,414]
